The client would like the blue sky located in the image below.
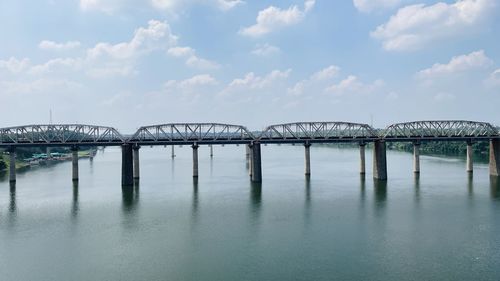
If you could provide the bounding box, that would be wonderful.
[1,0,499,131]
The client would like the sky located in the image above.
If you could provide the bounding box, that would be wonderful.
[0,0,499,132]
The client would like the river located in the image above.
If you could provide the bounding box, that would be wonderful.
[1,145,499,280]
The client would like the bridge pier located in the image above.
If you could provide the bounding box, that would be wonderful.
[8,147,16,183]
[304,142,311,176]
[413,142,420,174]
[373,140,387,180]
[490,139,500,177]
[466,141,473,173]
[171,146,175,158]
[251,142,262,182]
[71,146,79,182]
[359,143,366,175]
[121,144,134,186]
[192,144,199,178]
[133,145,140,179]
[210,145,213,158]
[248,144,253,177]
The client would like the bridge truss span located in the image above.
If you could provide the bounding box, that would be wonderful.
[129,123,255,145]
[0,124,125,146]
[258,122,379,143]
[382,120,499,141]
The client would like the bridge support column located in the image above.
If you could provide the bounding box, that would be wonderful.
[359,143,366,175]
[133,145,140,179]
[121,144,134,186]
[210,145,213,158]
[8,147,16,183]
[304,142,311,176]
[413,143,420,174]
[192,144,199,178]
[71,146,79,182]
[466,141,473,173]
[171,146,175,158]
[246,145,250,161]
[490,139,500,177]
[251,142,262,182]
[373,140,387,180]
[248,144,253,176]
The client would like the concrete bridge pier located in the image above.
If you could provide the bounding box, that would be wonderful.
[373,140,387,180]
[251,142,262,182]
[210,145,213,158]
[133,145,140,179]
[359,143,366,175]
[304,142,311,176]
[413,142,420,174]
[466,141,473,173]
[121,144,134,186]
[192,144,199,178]
[71,146,79,182]
[171,146,175,158]
[248,144,253,177]
[246,145,250,161]
[490,139,500,177]
[8,147,16,183]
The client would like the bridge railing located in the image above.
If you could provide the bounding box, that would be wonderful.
[258,122,378,142]
[382,120,499,139]
[129,123,255,144]
[0,124,124,146]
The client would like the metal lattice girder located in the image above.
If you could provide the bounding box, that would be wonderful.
[0,124,124,146]
[258,122,378,141]
[129,123,255,144]
[382,120,499,139]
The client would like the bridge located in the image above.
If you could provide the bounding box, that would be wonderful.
[1,120,500,186]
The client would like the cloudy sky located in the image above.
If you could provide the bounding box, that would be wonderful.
[0,0,499,132]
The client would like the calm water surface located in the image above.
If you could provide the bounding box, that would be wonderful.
[1,145,499,281]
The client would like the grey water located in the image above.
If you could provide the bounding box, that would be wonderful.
[1,145,499,281]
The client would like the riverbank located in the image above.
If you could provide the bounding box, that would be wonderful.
[0,149,97,172]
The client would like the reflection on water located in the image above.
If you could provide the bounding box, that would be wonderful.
[249,182,262,228]
[467,173,474,198]
[72,181,79,219]
[491,176,500,200]
[121,185,139,213]
[192,177,199,222]
[414,175,420,205]
[373,180,387,218]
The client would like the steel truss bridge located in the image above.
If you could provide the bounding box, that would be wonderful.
[0,120,498,147]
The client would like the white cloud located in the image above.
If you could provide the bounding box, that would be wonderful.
[39,40,81,51]
[311,65,340,80]
[151,0,181,10]
[220,69,291,96]
[167,46,195,57]
[166,74,218,89]
[240,0,315,37]
[87,20,177,60]
[186,56,220,70]
[287,65,340,96]
[325,75,384,95]
[29,58,83,75]
[353,0,401,13]
[251,43,280,56]
[371,0,495,51]
[167,46,220,70]
[217,0,245,11]
[0,57,31,73]
[417,50,492,79]
[485,69,500,87]
[79,0,122,13]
